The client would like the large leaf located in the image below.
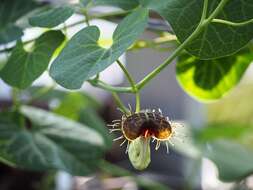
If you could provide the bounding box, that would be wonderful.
[50,8,148,89]
[81,0,139,10]
[0,106,106,175]
[151,0,253,59]
[29,6,74,28]
[176,49,253,101]
[53,92,112,147]
[194,122,253,182]
[204,140,253,182]
[79,108,112,148]
[0,25,23,45]
[0,31,65,89]
[0,0,40,44]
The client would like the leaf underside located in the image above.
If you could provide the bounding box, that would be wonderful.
[176,49,253,101]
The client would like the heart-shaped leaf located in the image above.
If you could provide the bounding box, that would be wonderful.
[0,31,65,89]
[151,0,253,59]
[29,6,74,28]
[176,49,253,101]
[50,8,148,89]
[0,106,106,175]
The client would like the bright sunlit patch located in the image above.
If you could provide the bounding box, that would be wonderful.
[98,38,113,49]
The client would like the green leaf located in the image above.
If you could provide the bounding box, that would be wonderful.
[50,8,148,89]
[0,31,65,89]
[204,140,253,182]
[196,122,249,142]
[53,92,112,147]
[81,0,139,10]
[29,6,74,28]
[194,122,253,182]
[0,0,40,44]
[53,92,100,120]
[0,106,106,175]
[152,0,253,59]
[176,49,253,101]
[0,25,23,45]
[79,108,112,148]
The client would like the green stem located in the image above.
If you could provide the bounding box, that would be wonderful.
[205,0,229,23]
[116,60,136,92]
[116,60,140,112]
[112,92,129,114]
[136,0,228,90]
[212,18,253,27]
[12,88,20,111]
[135,93,141,112]
[82,9,90,26]
[88,79,133,93]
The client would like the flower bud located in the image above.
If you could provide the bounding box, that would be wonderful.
[128,136,151,170]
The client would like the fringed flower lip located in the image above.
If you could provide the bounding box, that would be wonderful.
[108,108,184,153]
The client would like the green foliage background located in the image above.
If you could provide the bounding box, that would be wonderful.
[0,0,253,189]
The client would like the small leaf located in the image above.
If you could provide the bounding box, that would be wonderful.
[152,0,253,59]
[0,0,40,44]
[0,106,106,175]
[50,8,148,89]
[29,6,74,28]
[80,0,139,10]
[0,31,65,89]
[176,49,253,101]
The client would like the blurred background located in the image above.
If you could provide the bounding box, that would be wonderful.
[1,0,253,190]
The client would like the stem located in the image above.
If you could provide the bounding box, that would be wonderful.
[12,88,20,111]
[88,79,133,93]
[212,18,253,27]
[116,60,136,92]
[136,0,229,90]
[82,9,90,26]
[136,26,202,90]
[112,92,129,114]
[205,0,229,23]
[135,93,141,112]
[116,60,140,112]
